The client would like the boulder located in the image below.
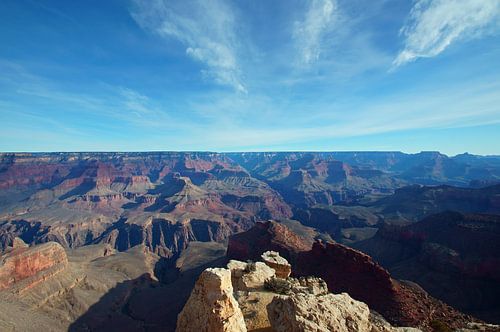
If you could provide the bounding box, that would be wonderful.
[266,277,422,332]
[261,251,291,278]
[267,292,373,332]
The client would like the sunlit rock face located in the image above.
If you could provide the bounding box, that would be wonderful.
[176,267,247,332]
[0,241,68,292]
[226,221,482,330]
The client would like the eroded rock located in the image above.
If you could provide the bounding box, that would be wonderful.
[228,260,275,291]
[268,292,372,332]
[261,250,291,278]
[176,267,247,332]
[0,242,68,292]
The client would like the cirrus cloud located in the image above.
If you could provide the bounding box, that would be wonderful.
[130,0,247,93]
[394,0,500,67]
[293,0,338,65]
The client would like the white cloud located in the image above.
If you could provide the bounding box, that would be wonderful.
[119,87,153,117]
[294,0,338,65]
[180,80,500,150]
[394,0,500,67]
[130,0,246,93]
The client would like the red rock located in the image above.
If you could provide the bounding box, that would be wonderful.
[0,242,68,291]
[227,221,310,262]
[227,221,476,330]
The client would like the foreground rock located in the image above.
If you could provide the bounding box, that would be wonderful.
[176,268,247,332]
[268,292,371,332]
[228,259,275,291]
[261,250,291,278]
[227,221,490,331]
[178,251,420,332]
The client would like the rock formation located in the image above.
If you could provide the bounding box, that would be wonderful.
[178,251,422,332]
[0,241,68,292]
[261,250,291,278]
[227,221,310,262]
[228,260,275,291]
[227,221,483,331]
[268,292,373,332]
[176,267,247,332]
[355,211,500,323]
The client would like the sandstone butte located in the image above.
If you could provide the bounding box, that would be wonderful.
[0,239,67,292]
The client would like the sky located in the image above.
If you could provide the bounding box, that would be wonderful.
[0,0,499,155]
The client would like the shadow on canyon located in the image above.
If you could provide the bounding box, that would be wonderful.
[68,255,227,332]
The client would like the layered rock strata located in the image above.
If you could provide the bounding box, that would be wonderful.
[0,240,68,292]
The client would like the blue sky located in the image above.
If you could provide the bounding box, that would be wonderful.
[0,0,499,154]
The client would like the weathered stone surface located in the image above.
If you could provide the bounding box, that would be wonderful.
[0,242,68,292]
[235,290,276,331]
[11,238,28,249]
[229,260,275,291]
[268,292,373,332]
[261,251,291,278]
[288,276,329,296]
[228,222,477,330]
[176,267,247,332]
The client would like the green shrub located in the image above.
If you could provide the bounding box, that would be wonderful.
[430,320,452,332]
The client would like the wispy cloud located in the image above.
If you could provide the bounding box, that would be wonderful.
[130,0,246,93]
[293,0,338,65]
[181,80,500,150]
[119,87,154,117]
[394,0,500,67]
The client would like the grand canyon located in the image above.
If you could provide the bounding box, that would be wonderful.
[3,0,500,330]
[0,151,499,331]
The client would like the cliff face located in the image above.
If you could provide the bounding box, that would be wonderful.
[294,241,395,315]
[227,221,478,331]
[0,241,67,292]
[0,153,293,258]
[356,211,500,323]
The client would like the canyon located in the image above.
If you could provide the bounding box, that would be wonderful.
[1,151,500,331]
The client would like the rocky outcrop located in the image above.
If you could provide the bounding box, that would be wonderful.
[261,250,291,278]
[178,250,424,332]
[268,292,372,332]
[228,260,275,291]
[0,241,68,292]
[227,221,481,331]
[176,267,247,332]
